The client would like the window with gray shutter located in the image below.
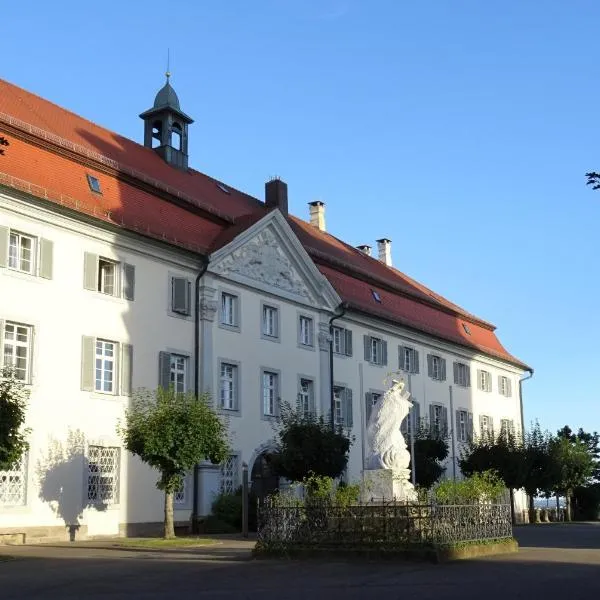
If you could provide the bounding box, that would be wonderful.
[467,412,474,442]
[413,349,420,374]
[39,238,53,279]
[363,335,370,361]
[344,329,353,356]
[83,252,99,291]
[0,226,8,268]
[427,354,433,377]
[158,351,171,389]
[123,264,135,301]
[440,358,446,381]
[171,277,190,315]
[121,344,133,396]
[441,406,448,437]
[81,335,95,391]
[381,340,387,366]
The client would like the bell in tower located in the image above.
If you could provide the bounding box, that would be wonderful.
[139,72,194,170]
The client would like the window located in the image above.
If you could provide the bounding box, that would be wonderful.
[262,370,278,416]
[333,386,353,427]
[371,289,382,303]
[332,326,353,356]
[399,346,419,374]
[298,378,314,416]
[87,446,120,505]
[220,363,238,410]
[8,231,34,274]
[462,323,471,335]
[456,410,470,442]
[430,404,447,437]
[401,398,421,438]
[98,259,116,295]
[221,455,239,495]
[480,415,493,439]
[0,455,27,507]
[171,276,191,315]
[364,335,387,366]
[498,375,512,397]
[453,362,471,387]
[500,418,515,438]
[427,354,446,381]
[83,253,134,301]
[86,174,102,194]
[170,354,187,394]
[95,340,115,393]
[2,322,32,382]
[174,477,188,505]
[365,391,382,423]
[262,305,279,338]
[478,369,492,392]
[220,292,238,328]
[299,316,313,347]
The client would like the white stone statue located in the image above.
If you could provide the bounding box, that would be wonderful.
[363,378,417,502]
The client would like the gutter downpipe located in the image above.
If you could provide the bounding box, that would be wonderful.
[329,303,348,432]
[519,368,534,522]
[191,255,210,533]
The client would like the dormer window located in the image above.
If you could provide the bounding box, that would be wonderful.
[371,289,382,303]
[86,174,102,194]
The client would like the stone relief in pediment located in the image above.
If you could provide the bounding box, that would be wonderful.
[212,227,312,299]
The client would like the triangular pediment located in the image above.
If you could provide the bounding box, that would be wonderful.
[209,211,340,310]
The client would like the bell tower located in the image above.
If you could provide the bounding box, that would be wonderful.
[139,72,194,170]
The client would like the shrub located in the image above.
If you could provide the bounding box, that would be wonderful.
[210,486,257,531]
[434,471,506,504]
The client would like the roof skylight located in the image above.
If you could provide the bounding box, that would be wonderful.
[462,323,472,335]
[216,182,231,195]
[87,174,102,194]
[371,289,382,303]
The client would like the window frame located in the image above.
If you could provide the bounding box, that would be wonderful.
[98,258,119,297]
[8,230,35,275]
[169,353,188,394]
[457,410,468,442]
[94,339,117,394]
[478,369,492,393]
[219,359,240,414]
[332,326,353,357]
[431,355,440,380]
[0,453,28,507]
[220,454,240,495]
[454,362,470,387]
[2,321,33,383]
[298,314,314,349]
[260,367,280,419]
[260,302,280,342]
[219,291,240,331]
[86,445,121,506]
[170,275,192,317]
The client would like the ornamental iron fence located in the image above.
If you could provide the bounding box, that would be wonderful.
[257,496,512,551]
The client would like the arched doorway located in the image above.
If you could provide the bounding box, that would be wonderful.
[250,452,279,500]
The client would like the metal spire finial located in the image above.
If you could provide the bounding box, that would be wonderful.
[165,48,171,81]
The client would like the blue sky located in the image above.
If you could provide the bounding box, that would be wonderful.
[3,1,599,434]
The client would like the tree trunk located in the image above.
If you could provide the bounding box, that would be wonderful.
[509,488,516,525]
[565,491,572,522]
[528,493,535,523]
[164,490,175,539]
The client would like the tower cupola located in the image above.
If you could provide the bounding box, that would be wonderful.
[139,73,193,170]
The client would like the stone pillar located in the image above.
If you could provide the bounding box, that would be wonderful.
[317,321,332,418]
[199,285,217,400]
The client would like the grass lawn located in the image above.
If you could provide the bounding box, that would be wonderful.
[110,537,218,549]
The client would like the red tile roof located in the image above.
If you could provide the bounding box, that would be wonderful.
[0,77,529,370]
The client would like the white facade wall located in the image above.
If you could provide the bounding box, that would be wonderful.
[0,189,528,540]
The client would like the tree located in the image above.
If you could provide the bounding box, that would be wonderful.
[548,433,594,521]
[522,423,555,520]
[118,387,229,538]
[557,426,600,482]
[586,171,600,190]
[459,428,526,523]
[412,422,449,489]
[0,367,31,470]
[270,403,352,483]
[0,136,8,156]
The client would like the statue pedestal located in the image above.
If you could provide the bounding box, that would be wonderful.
[362,469,417,502]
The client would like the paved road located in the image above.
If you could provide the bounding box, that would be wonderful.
[1,524,599,599]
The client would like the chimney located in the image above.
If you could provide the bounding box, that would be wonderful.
[376,238,392,266]
[308,201,326,232]
[265,178,288,216]
[357,244,372,256]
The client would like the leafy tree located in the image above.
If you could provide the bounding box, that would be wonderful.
[270,403,352,483]
[586,171,600,190]
[459,428,526,523]
[522,423,555,519]
[118,387,229,538]
[412,422,449,489]
[0,367,31,470]
[0,136,8,156]
[557,426,600,482]
[548,433,594,521]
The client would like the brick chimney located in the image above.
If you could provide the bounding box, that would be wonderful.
[376,238,392,266]
[265,178,288,216]
[308,201,326,232]
[357,244,372,256]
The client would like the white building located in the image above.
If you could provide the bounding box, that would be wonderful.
[0,76,531,541]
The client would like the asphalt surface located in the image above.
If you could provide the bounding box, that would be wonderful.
[1,523,599,599]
